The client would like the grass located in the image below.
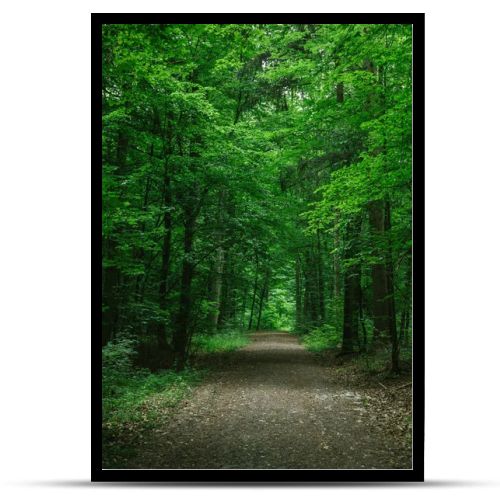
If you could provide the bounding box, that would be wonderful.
[300,325,341,352]
[102,367,203,468]
[102,330,250,467]
[299,325,412,379]
[103,367,203,425]
[191,329,250,354]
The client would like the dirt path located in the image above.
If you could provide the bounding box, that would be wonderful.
[130,331,412,469]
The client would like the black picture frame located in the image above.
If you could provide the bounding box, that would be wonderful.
[92,12,424,483]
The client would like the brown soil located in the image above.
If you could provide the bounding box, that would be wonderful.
[129,331,412,469]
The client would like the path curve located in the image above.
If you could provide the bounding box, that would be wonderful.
[131,331,412,469]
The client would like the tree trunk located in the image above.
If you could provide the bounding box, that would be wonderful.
[157,159,172,350]
[316,230,325,323]
[173,209,196,371]
[208,246,224,328]
[295,255,303,332]
[102,130,128,345]
[240,284,248,328]
[368,200,390,342]
[134,169,151,303]
[248,254,259,329]
[208,190,225,329]
[102,240,120,346]
[341,217,362,354]
[384,201,399,373]
[336,82,344,103]
[256,271,269,330]
[333,227,341,297]
[219,252,237,326]
[302,263,311,331]
[359,288,368,352]
[342,262,361,354]
[304,249,318,327]
[404,307,411,347]
[399,306,407,346]
[401,258,412,347]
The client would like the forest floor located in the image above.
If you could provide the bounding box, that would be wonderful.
[125,331,412,469]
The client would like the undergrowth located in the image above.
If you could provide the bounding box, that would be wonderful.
[300,325,412,377]
[300,325,341,352]
[191,328,250,354]
[102,330,250,467]
[102,338,203,467]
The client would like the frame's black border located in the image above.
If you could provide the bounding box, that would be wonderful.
[92,13,424,483]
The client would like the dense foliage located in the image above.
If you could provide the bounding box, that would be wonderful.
[102,23,412,374]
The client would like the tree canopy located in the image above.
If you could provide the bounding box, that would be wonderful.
[102,23,412,373]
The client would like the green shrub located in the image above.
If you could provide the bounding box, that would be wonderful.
[191,329,250,354]
[301,324,341,352]
[102,338,203,467]
[355,349,390,374]
[103,367,202,425]
[102,337,137,376]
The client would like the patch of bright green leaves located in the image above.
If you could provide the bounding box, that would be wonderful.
[102,338,203,467]
[191,329,250,354]
[301,324,342,352]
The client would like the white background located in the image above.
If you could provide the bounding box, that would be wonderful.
[1,0,499,498]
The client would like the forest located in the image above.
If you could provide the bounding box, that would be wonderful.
[101,23,413,468]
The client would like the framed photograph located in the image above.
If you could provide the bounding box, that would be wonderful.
[93,12,424,482]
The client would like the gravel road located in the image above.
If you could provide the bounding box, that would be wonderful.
[130,331,412,469]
